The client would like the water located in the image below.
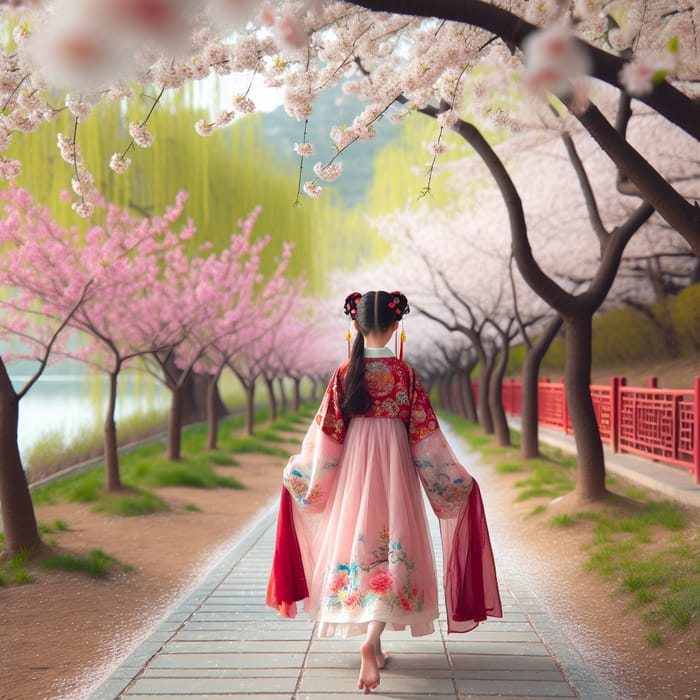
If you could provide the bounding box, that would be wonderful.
[11,368,171,458]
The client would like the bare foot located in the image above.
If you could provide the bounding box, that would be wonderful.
[376,647,389,669]
[358,641,381,694]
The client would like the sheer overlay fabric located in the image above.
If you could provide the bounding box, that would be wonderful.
[267,355,502,637]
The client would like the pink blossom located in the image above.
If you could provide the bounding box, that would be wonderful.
[0,158,21,179]
[233,94,255,113]
[72,200,95,218]
[274,11,307,50]
[312,161,342,182]
[522,24,591,96]
[428,141,448,156]
[128,121,155,147]
[302,181,322,198]
[294,141,315,156]
[618,60,655,97]
[109,152,132,173]
[330,125,355,150]
[195,119,214,136]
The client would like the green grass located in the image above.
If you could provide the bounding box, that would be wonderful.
[0,548,36,585]
[448,413,700,648]
[122,455,245,490]
[183,503,202,512]
[41,548,118,579]
[494,461,522,474]
[30,406,304,520]
[38,519,69,535]
[91,489,170,517]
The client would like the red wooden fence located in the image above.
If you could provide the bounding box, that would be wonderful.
[500,376,700,485]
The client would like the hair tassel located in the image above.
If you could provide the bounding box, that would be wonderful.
[399,323,406,361]
[346,326,352,359]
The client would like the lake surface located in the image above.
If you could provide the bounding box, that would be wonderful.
[11,369,170,457]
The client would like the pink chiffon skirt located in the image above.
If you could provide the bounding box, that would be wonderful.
[299,417,439,638]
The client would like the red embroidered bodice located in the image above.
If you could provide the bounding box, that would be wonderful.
[315,357,439,445]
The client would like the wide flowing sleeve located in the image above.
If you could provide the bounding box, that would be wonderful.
[283,366,346,512]
[267,369,346,618]
[409,381,502,632]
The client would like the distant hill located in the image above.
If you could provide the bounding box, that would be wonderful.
[261,84,402,208]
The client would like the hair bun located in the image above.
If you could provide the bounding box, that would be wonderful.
[389,290,410,320]
[344,291,362,319]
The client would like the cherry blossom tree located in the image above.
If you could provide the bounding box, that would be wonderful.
[186,208,298,451]
[0,186,195,491]
[0,0,696,260]
[0,290,90,556]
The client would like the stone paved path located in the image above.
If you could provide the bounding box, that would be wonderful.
[87,500,611,700]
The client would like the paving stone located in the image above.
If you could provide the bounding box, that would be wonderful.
[299,673,456,694]
[148,652,306,669]
[163,640,311,654]
[87,473,613,700]
[450,654,560,672]
[455,678,576,697]
[126,676,298,694]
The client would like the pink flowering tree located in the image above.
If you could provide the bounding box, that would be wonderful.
[0,272,91,556]
[184,208,296,451]
[227,251,302,436]
[0,186,194,492]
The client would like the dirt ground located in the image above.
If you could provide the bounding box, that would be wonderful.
[1,428,698,700]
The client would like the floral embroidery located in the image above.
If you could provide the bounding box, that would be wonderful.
[323,525,424,614]
[415,459,473,516]
[316,358,439,446]
[284,470,322,506]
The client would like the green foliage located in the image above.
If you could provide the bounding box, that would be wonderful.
[38,519,70,535]
[123,456,244,490]
[183,503,202,512]
[513,459,575,501]
[41,549,117,579]
[448,412,700,648]
[222,435,289,456]
[517,284,700,375]
[3,89,369,292]
[671,283,700,352]
[0,548,35,585]
[91,489,170,517]
[494,461,522,474]
[25,409,169,481]
[32,469,104,506]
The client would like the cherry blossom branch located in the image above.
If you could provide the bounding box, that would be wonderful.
[1,73,30,112]
[350,0,700,141]
[16,279,93,401]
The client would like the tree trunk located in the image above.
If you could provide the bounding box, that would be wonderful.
[277,377,288,413]
[459,372,478,423]
[477,360,494,434]
[104,369,122,491]
[310,377,318,402]
[245,381,256,436]
[167,385,184,461]
[292,377,301,413]
[564,314,607,501]
[160,354,226,425]
[520,316,563,459]
[0,359,41,557]
[263,375,277,422]
[206,374,219,451]
[488,344,511,447]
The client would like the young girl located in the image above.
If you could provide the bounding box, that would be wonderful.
[267,290,501,694]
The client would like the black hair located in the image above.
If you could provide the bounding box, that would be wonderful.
[341,290,410,419]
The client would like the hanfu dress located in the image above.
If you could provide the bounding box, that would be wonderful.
[267,347,502,637]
